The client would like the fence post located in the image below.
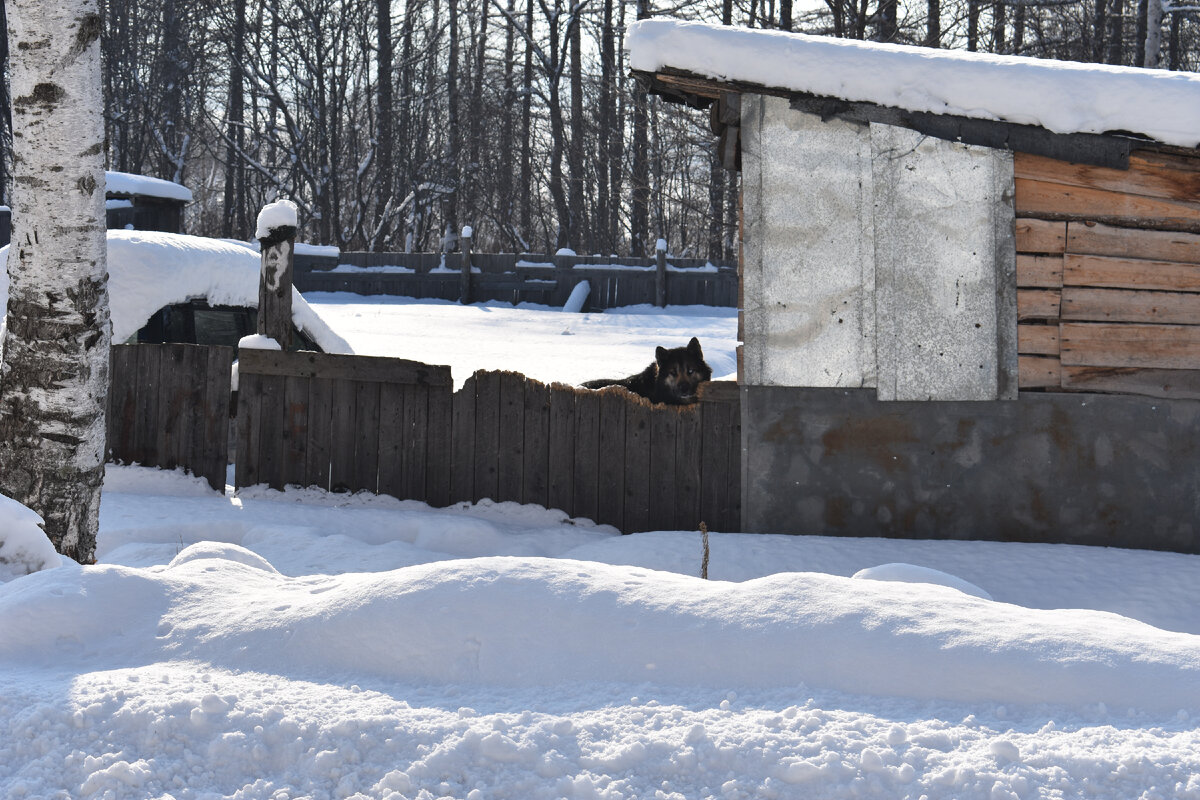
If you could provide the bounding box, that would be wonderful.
[655,238,668,308]
[256,199,297,348]
[459,225,473,304]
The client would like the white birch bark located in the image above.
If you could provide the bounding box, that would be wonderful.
[1144,0,1165,68]
[0,0,109,561]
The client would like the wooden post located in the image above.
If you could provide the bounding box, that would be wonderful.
[655,238,668,308]
[257,200,297,349]
[459,225,473,304]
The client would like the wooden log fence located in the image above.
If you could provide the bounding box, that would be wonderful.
[234,348,742,533]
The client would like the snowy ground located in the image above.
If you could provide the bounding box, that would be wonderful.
[3,295,1200,800]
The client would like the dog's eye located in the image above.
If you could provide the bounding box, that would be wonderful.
[687,368,694,375]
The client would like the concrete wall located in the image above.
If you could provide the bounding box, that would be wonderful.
[741,386,1200,553]
[740,95,1017,401]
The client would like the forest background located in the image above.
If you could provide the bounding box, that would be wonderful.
[0,0,1192,259]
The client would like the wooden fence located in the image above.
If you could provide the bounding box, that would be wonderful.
[235,348,742,533]
[293,251,738,310]
[106,343,233,492]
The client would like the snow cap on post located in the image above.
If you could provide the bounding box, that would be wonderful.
[256,198,299,246]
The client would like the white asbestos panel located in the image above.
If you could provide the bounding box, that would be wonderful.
[741,96,876,388]
[872,125,1013,401]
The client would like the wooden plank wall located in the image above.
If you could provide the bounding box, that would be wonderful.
[237,350,741,533]
[107,343,233,492]
[1015,150,1200,400]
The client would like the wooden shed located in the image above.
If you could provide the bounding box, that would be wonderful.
[628,20,1200,552]
[105,171,192,233]
[0,171,191,246]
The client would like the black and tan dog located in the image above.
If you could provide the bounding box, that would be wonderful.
[582,337,712,405]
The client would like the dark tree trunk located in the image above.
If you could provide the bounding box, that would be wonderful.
[992,2,1006,52]
[926,0,940,47]
[878,0,898,41]
[630,0,650,256]
[445,0,460,250]
[520,0,533,244]
[223,0,246,240]
[568,3,585,252]
[1093,0,1109,61]
[1107,0,1124,63]
[375,0,395,250]
[467,0,488,236]
[500,0,517,247]
[597,0,614,254]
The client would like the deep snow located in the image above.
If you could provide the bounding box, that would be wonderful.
[2,295,1199,799]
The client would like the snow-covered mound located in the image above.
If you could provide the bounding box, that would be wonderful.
[4,548,1199,714]
[0,493,60,582]
[627,19,1200,148]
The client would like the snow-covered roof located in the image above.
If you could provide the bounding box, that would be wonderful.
[106,170,194,203]
[627,19,1200,149]
[0,231,351,354]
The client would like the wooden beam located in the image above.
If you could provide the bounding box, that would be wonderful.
[1015,150,1200,205]
[1015,219,1066,254]
[1015,177,1200,233]
[1061,322,1200,369]
[1016,254,1064,288]
[1018,354,1061,388]
[1066,221,1200,264]
[1062,287,1200,325]
[1017,323,1060,355]
[1017,288,1061,321]
[1061,365,1200,400]
[239,348,453,386]
[1064,253,1200,292]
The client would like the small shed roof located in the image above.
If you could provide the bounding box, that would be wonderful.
[106,170,193,203]
[627,20,1200,150]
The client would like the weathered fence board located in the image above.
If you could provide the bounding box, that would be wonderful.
[234,350,741,533]
[107,343,232,493]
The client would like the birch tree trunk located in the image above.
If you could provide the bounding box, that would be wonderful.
[0,0,109,562]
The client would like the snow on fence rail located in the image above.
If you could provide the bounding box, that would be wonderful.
[233,348,742,533]
[293,251,738,309]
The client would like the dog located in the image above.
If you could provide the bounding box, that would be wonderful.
[582,337,712,405]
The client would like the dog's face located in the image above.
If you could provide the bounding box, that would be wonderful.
[655,337,713,403]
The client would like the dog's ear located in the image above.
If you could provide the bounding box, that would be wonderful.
[687,337,702,356]
[656,346,667,363]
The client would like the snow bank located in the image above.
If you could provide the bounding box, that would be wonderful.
[0,493,60,583]
[4,549,1200,714]
[627,19,1200,147]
